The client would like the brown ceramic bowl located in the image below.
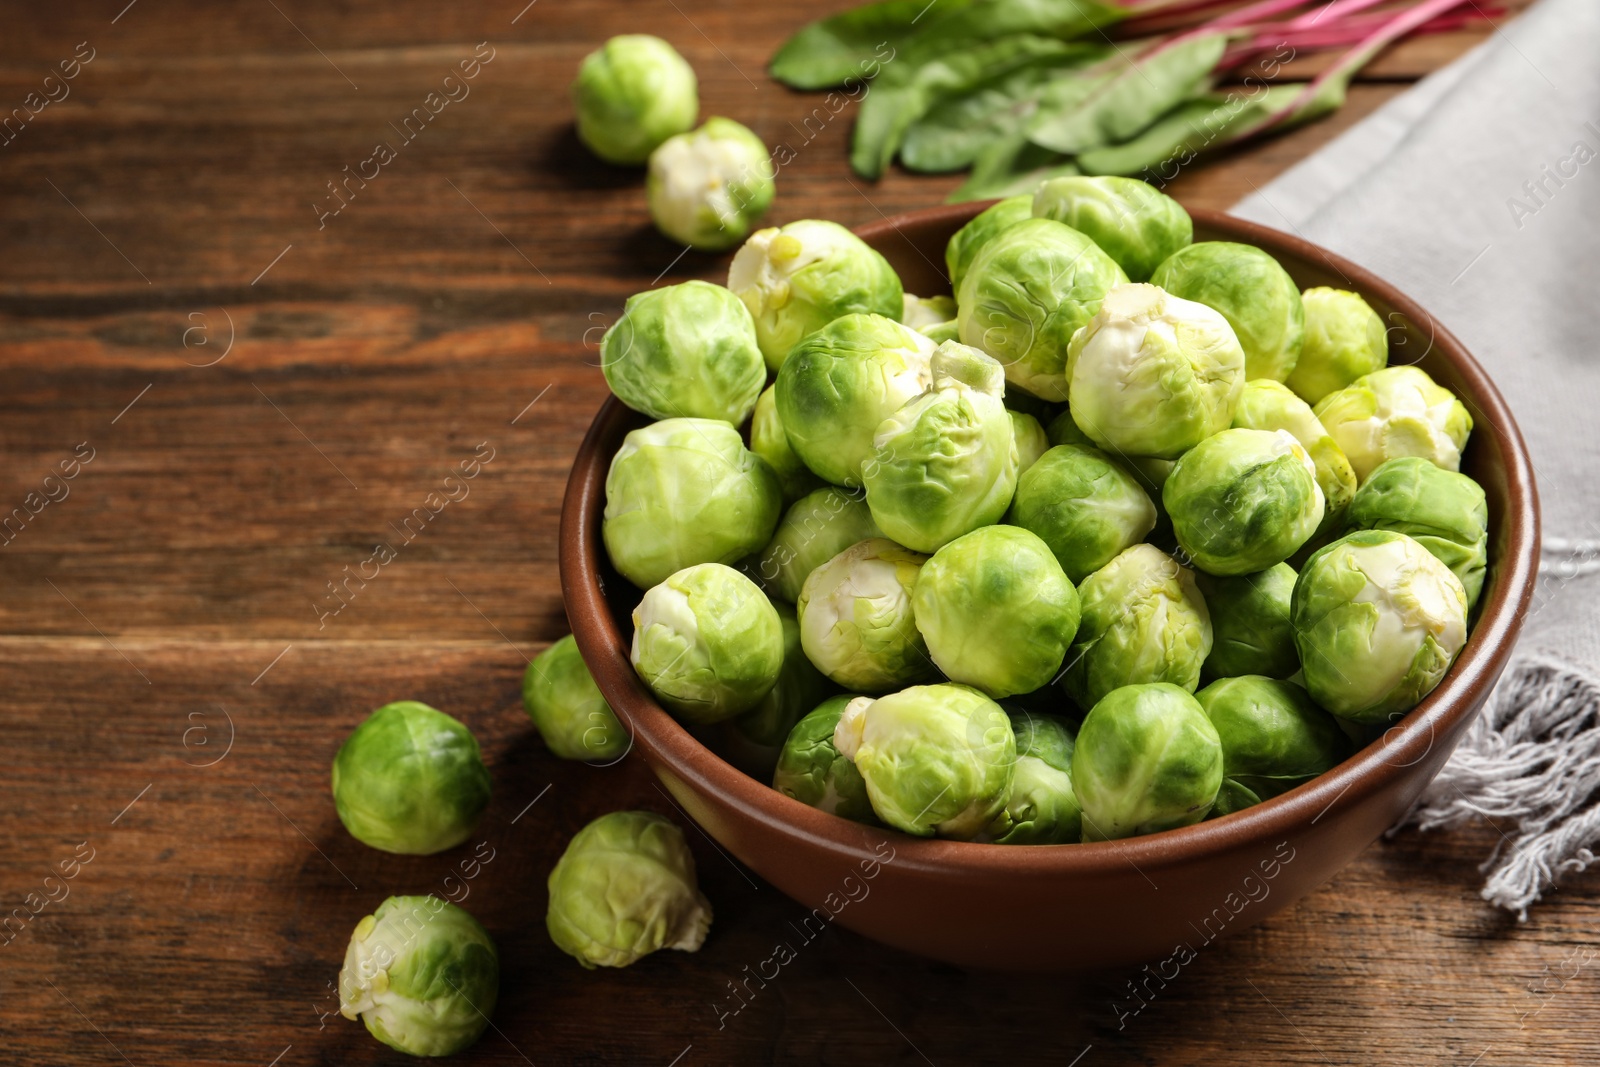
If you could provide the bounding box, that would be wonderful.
[560,203,1539,971]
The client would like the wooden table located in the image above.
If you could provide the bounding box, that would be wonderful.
[5,2,1589,1064]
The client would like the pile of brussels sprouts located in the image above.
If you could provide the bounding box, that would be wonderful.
[584,173,1489,848]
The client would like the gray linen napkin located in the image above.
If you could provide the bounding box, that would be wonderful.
[1232,0,1600,917]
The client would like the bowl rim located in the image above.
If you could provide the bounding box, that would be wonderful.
[560,203,1540,878]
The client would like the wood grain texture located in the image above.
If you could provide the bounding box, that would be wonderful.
[1,2,1589,1064]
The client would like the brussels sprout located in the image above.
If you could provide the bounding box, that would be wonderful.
[1313,365,1474,483]
[647,117,775,251]
[1072,683,1223,840]
[958,217,1128,402]
[546,811,713,969]
[1008,444,1157,583]
[1196,563,1299,681]
[572,35,698,165]
[912,525,1080,698]
[1347,456,1488,610]
[752,486,882,603]
[1292,529,1469,723]
[920,319,961,344]
[751,384,824,503]
[1061,544,1212,709]
[945,193,1033,293]
[339,895,498,1056]
[1009,411,1051,472]
[1286,287,1388,405]
[600,280,765,425]
[772,695,877,823]
[862,342,1020,553]
[524,635,628,762]
[797,538,934,692]
[631,563,785,723]
[833,685,1016,839]
[1031,176,1193,282]
[988,710,1082,845]
[1233,378,1358,539]
[1065,283,1245,458]
[1195,676,1349,815]
[774,313,935,486]
[603,418,782,589]
[728,220,905,370]
[331,702,492,855]
[1150,241,1305,382]
[1045,408,1094,448]
[715,602,831,778]
[902,293,957,329]
[1164,428,1325,576]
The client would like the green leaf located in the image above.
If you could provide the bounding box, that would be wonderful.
[1075,83,1307,176]
[947,132,1078,201]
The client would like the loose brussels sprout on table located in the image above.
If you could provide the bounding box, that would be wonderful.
[339,895,499,1057]
[797,538,933,692]
[1065,283,1245,458]
[862,342,1020,553]
[773,694,878,824]
[913,524,1080,698]
[1150,241,1305,382]
[331,701,492,855]
[1196,676,1349,816]
[1031,175,1193,282]
[1008,443,1157,583]
[833,684,1015,839]
[750,384,824,503]
[1313,365,1474,482]
[728,219,904,370]
[1233,378,1359,540]
[603,418,781,589]
[632,563,785,724]
[524,635,628,762]
[1292,529,1469,723]
[571,35,698,165]
[944,193,1032,293]
[1073,683,1223,840]
[714,601,831,779]
[988,710,1082,845]
[1347,456,1488,610]
[600,279,765,425]
[752,486,882,604]
[547,811,713,969]
[1287,287,1389,404]
[774,313,935,487]
[1197,563,1299,681]
[647,117,775,251]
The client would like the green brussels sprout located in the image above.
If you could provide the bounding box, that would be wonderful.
[862,342,1020,553]
[603,418,782,589]
[631,563,785,724]
[1009,411,1051,472]
[728,220,905,371]
[1045,408,1094,448]
[546,811,713,969]
[339,895,498,1056]
[833,684,1016,839]
[920,319,961,344]
[600,280,765,425]
[945,193,1033,293]
[1031,176,1193,282]
[1164,428,1325,576]
[1008,444,1157,583]
[988,710,1082,845]
[647,117,775,251]
[1195,676,1349,815]
[715,602,831,778]
[1313,365,1474,483]
[772,694,878,823]
[1292,529,1469,723]
[1233,378,1359,539]
[1150,241,1305,382]
[912,525,1080,698]
[902,293,957,329]
[331,702,492,855]
[524,635,628,762]
[752,486,882,603]
[1286,287,1388,405]
[796,538,934,692]
[957,217,1128,402]
[774,313,935,486]
[1061,544,1212,709]
[750,384,824,503]
[572,35,698,165]
[1072,683,1223,840]
[1065,283,1246,458]
[1347,456,1488,610]
[1196,563,1299,681]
